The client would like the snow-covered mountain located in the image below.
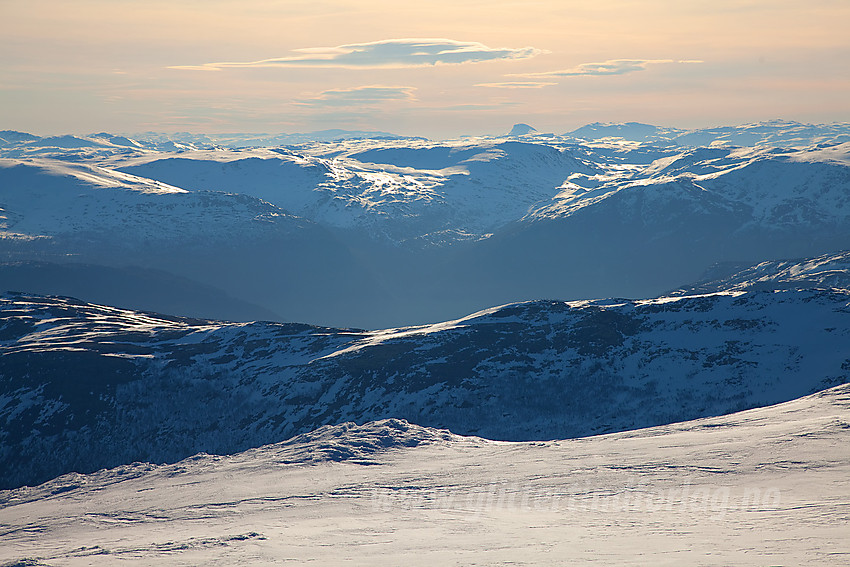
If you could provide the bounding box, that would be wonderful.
[525,143,850,233]
[0,158,301,242]
[442,142,850,310]
[2,384,847,565]
[129,128,410,148]
[2,287,847,489]
[0,128,411,156]
[114,140,597,244]
[566,119,850,147]
[673,250,850,294]
[0,158,386,325]
[566,121,686,143]
[2,121,850,328]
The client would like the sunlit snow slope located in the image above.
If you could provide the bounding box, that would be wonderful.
[1,385,848,566]
[674,250,850,294]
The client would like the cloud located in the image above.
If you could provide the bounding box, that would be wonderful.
[296,85,417,107]
[517,59,703,78]
[475,81,556,89]
[170,39,543,71]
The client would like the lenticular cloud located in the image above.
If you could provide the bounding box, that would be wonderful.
[169,38,543,71]
[297,85,417,107]
[518,59,702,77]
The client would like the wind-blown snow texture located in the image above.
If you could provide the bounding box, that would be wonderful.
[1,288,848,489]
[2,385,848,565]
[2,121,850,327]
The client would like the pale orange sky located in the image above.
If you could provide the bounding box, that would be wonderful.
[2,0,848,137]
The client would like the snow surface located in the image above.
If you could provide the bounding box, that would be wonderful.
[0,158,307,243]
[1,385,848,565]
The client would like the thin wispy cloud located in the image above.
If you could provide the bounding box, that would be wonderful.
[296,85,417,107]
[517,59,703,78]
[171,39,543,71]
[475,81,556,89]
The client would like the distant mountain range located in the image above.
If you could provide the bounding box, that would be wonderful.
[2,121,849,328]
[563,119,850,147]
[5,119,847,150]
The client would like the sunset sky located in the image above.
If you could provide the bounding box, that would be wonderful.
[2,0,849,138]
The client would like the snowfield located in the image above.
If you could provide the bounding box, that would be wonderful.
[1,384,848,565]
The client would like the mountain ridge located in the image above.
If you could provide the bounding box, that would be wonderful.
[2,286,847,489]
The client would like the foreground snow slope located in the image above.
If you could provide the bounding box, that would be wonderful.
[1,384,848,566]
[2,288,848,489]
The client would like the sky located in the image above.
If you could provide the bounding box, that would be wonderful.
[1,0,849,138]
